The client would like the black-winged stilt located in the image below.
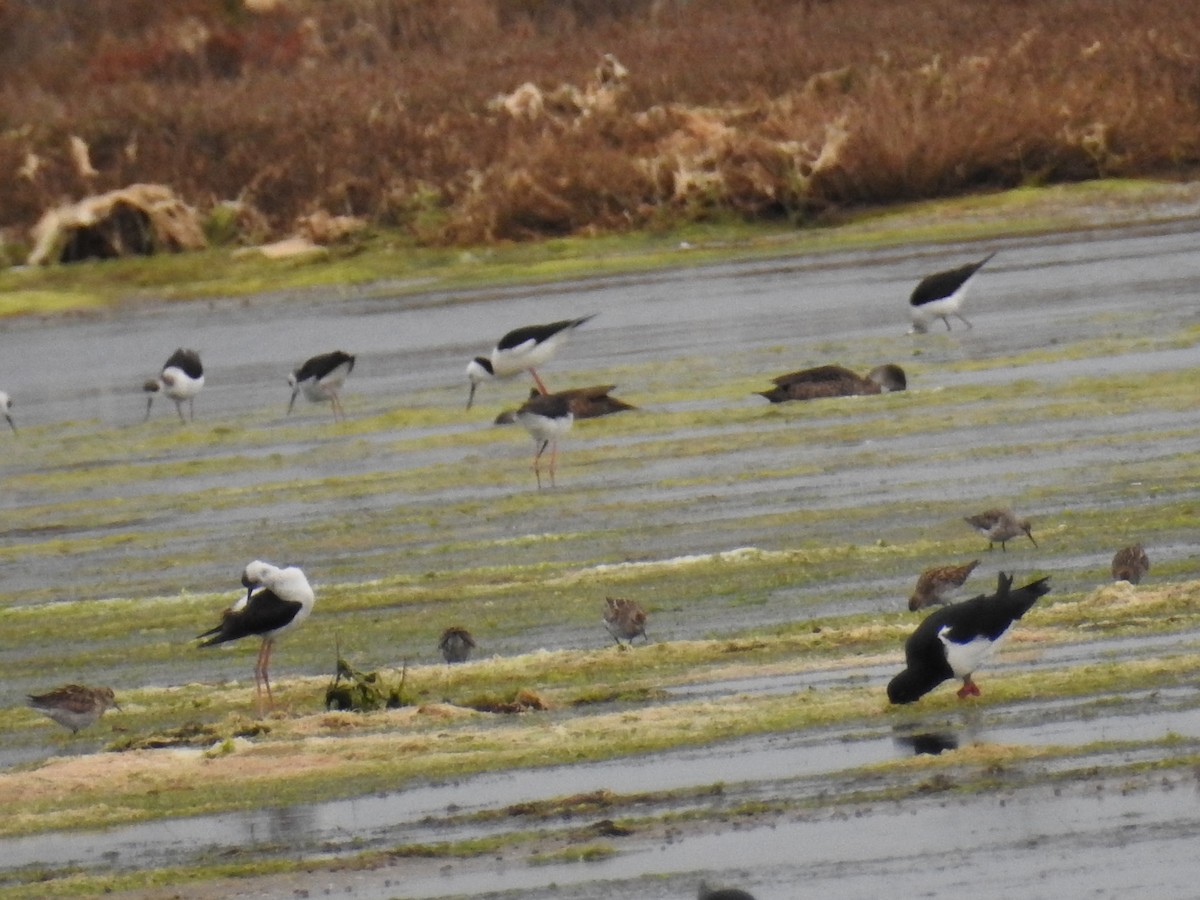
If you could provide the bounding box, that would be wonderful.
[964,508,1036,552]
[908,252,995,333]
[887,571,1051,703]
[908,559,980,611]
[756,363,906,403]
[514,391,574,488]
[1111,543,1149,584]
[144,348,204,422]
[466,315,595,409]
[287,351,355,421]
[197,560,315,713]
[27,685,120,733]
[0,390,15,433]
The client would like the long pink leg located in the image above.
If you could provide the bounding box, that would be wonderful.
[548,440,558,486]
[254,639,276,714]
[261,641,274,705]
[532,440,549,488]
[530,369,549,395]
[253,641,266,714]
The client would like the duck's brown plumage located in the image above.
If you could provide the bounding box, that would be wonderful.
[495,384,635,424]
[757,363,906,403]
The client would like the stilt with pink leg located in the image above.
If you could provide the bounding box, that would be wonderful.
[466,315,595,409]
[288,351,355,422]
[515,392,574,488]
[197,560,315,715]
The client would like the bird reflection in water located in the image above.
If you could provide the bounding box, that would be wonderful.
[894,730,960,756]
[892,710,983,756]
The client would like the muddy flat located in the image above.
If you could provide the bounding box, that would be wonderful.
[1,213,1199,899]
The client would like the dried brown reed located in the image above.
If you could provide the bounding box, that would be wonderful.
[1,0,1198,251]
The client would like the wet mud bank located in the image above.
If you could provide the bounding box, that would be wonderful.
[1,215,1199,898]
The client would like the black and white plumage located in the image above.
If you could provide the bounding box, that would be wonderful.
[144,348,204,422]
[887,572,1051,704]
[197,560,315,711]
[438,626,477,663]
[908,252,995,334]
[514,391,574,488]
[0,390,15,433]
[287,351,355,421]
[466,315,595,409]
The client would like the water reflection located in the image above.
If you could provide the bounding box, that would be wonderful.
[894,730,959,756]
[8,686,1200,879]
[892,707,985,756]
[248,804,319,849]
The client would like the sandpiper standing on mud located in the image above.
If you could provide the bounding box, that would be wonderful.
[964,508,1036,552]
[438,626,477,663]
[603,597,648,646]
[1111,543,1150,584]
[27,685,120,734]
[908,560,980,611]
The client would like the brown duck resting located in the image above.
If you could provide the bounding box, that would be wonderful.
[494,384,636,424]
[756,363,906,403]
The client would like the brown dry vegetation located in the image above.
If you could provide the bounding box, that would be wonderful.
[1,0,1198,252]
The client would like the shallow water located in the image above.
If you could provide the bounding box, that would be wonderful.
[3,220,1200,897]
[4,224,1198,609]
[6,666,1200,879]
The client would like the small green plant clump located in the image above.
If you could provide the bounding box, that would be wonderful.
[324,656,408,712]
